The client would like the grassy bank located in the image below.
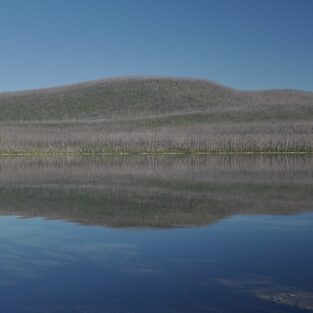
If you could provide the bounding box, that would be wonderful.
[0,151,313,157]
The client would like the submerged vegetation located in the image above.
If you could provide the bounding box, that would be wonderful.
[0,77,313,153]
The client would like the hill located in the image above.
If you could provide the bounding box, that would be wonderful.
[0,77,313,153]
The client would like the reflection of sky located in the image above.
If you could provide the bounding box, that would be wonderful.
[0,214,313,313]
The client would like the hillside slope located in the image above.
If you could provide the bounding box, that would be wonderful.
[0,77,313,153]
[0,77,239,121]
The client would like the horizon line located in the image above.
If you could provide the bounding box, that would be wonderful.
[0,75,312,95]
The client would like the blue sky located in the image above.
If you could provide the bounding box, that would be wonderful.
[0,0,312,91]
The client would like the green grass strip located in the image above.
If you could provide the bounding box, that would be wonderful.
[0,151,313,157]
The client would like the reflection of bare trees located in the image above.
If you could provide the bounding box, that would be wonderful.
[0,156,312,228]
[1,78,313,153]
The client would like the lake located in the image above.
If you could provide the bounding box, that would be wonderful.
[0,156,313,313]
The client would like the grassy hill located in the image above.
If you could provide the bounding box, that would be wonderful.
[0,77,313,153]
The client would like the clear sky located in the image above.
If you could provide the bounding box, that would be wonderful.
[1,0,312,92]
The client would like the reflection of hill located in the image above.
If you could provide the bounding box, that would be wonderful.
[0,156,312,228]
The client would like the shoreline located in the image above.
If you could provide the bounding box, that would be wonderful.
[0,150,313,157]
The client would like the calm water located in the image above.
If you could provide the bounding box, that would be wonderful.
[0,156,313,313]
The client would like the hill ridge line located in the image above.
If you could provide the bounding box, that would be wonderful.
[1,76,312,95]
